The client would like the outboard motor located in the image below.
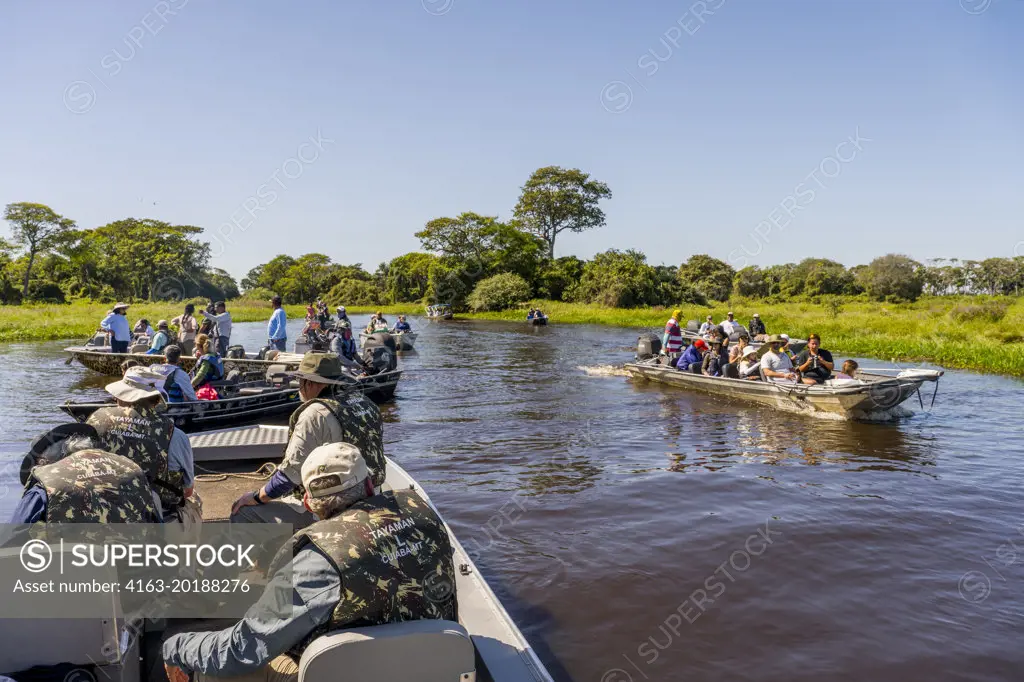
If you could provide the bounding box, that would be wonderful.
[226,345,246,359]
[257,345,271,360]
[360,332,398,375]
[637,333,662,360]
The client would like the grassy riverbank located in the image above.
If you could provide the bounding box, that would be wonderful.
[3,297,1023,377]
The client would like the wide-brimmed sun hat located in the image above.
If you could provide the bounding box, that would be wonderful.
[105,366,167,402]
[766,334,784,344]
[112,302,129,311]
[286,352,352,386]
[741,346,757,358]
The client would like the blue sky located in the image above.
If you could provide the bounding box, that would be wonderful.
[2,0,1022,281]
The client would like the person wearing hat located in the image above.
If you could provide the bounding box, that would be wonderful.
[230,353,385,530]
[200,301,233,357]
[163,442,458,682]
[171,303,199,356]
[133,318,156,339]
[100,303,132,353]
[720,311,739,337]
[725,333,751,378]
[794,333,834,385]
[678,338,707,373]
[86,366,202,528]
[151,345,198,402]
[738,345,761,379]
[268,295,288,352]
[367,311,389,334]
[698,314,714,336]
[759,335,797,382]
[748,313,767,341]
[778,333,797,362]
[330,306,356,359]
[702,338,725,377]
[8,423,161,527]
[146,320,172,355]
[662,309,684,365]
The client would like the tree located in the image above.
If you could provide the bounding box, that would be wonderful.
[733,266,770,298]
[857,254,923,301]
[3,202,76,297]
[512,166,612,259]
[568,249,660,308]
[536,256,585,301]
[677,254,735,302]
[327,278,382,306]
[467,273,533,312]
[384,252,435,303]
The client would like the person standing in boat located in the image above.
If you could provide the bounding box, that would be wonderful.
[331,306,357,359]
[748,313,767,341]
[663,309,685,365]
[268,295,288,352]
[229,353,385,531]
[200,301,233,357]
[100,303,132,353]
[151,345,198,402]
[794,333,834,385]
[164,442,458,682]
[86,366,202,528]
[171,303,199,355]
[760,335,798,382]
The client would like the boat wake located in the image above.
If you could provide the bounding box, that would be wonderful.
[578,364,631,377]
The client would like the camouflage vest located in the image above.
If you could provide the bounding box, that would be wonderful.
[268,490,458,654]
[29,449,159,523]
[286,395,386,491]
[86,405,185,510]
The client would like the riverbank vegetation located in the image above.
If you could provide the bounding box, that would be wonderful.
[4,166,1024,376]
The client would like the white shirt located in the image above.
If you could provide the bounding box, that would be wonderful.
[204,311,233,340]
[721,320,738,335]
[760,350,794,378]
[698,322,713,334]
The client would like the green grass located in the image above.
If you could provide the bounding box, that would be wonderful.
[3,297,1023,377]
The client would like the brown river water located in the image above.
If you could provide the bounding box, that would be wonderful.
[1,316,1023,681]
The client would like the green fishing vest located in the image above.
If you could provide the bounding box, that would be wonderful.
[29,449,159,523]
[285,395,386,490]
[268,490,458,654]
[86,405,185,510]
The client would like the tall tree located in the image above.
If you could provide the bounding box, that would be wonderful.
[512,166,612,259]
[3,202,76,297]
[677,254,735,302]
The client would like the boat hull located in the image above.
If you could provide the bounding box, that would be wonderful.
[528,317,548,326]
[360,331,417,351]
[64,347,300,377]
[625,361,940,419]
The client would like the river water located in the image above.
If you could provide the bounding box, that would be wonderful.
[1,317,1022,681]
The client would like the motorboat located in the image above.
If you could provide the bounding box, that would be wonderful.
[626,335,942,419]
[64,342,301,377]
[527,314,548,326]
[426,304,454,320]
[360,330,418,351]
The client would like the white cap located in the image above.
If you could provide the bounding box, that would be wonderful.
[105,366,167,402]
[337,305,346,313]
[780,334,790,341]
[301,443,368,498]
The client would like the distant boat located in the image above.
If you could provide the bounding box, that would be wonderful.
[527,314,548,326]
[426,303,454,320]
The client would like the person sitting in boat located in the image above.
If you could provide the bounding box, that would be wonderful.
[190,334,224,396]
[229,353,386,532]
[698,314,713,335]
[393,315,412,332]
[100,302,132,353]
[164,442,458,682]
[834,359,859,380]
[151,345,198,402]
[702,338,725,377]
[748,313,767,341]
[760,335,797,382]
[794,333,834,385]
[372,311,390,332]
[8,423,162,527]
[779,334,797,362]
[330,319,357,360]
[725,333,751,378]
[738,345,761,380]
[86,366,202,528]
[678,339,706,373]
[146,319,172,355]
[133,318,155,339]
[527,307,537,320]
[720,311,739,336]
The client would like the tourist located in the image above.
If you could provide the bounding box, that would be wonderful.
[267,295,288,351]
[163,442,457,682]
[100,303,132,353]
[11,424,161,525]
[330,317,357,360]
[720,311,739,336]
[371,311,390,333]
[725,334,750,378]
[229,353,386,532]
[133,318,155,338]
[698,314,714,335]
[702,338,725,377]
[738,345,761,380]
[662,309,684,365]
[191,334,224,393]
[748,313,767,341]
[86,366,202,528]
[200,301,233,357]
[393,315,412,332]
[151,345,198,402]
[146,320,171,355]
[760,335,797,382]
[171,303,199,355]
[795,333,835,385]
[678,339,706,373]
[779,334,797,362]
[835,359,860,380]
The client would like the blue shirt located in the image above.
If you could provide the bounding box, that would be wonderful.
[679,345,703,368]
[151,364,198,402]
[162,547,341,676]
[394,321,412,332]
[146,330,170,354]
[268,308,287,341]
[100,312,132,342]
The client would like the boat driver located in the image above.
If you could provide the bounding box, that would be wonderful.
[230,353,385,532]
[163,443,458,682]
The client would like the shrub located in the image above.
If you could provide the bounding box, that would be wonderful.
[327,278,383,306]
[467,273,532,312]
[951,301,1010,323]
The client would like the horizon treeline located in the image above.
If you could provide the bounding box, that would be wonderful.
[4,166,1024,309]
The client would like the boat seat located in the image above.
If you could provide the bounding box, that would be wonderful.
[298,620,475,682]
[130,343,149,353]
